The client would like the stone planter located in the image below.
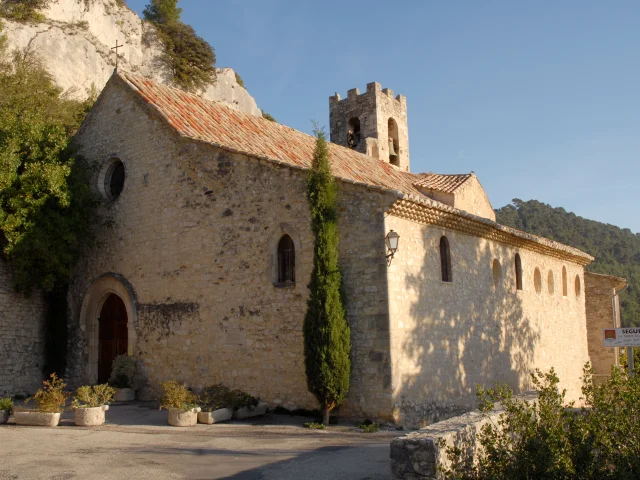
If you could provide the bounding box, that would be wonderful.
[168,407,201,427]
[113,388,135,402]
[198,408,232,424]
[74,405,109,426]
[233,402,268,420]
[14,409,61,427]
[0,411,9,424]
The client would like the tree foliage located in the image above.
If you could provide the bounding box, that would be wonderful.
[303,128,351,425]
[0,45,99,292]
[496,199,640,326]
[443,365,640,480]
[143,0,216,92]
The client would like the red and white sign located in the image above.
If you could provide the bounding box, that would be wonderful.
[603,328,640,347]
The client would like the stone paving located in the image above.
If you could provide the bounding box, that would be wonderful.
[0,403,399,480]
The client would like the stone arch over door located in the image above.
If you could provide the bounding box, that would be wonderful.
[79,274,137,384]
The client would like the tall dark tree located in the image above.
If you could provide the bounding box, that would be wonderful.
[303,128,351,425]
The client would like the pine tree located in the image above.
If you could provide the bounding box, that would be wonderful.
[303,128,351,425]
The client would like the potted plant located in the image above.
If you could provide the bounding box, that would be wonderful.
[14,374,69,427]
[0,397,12,424]
[71,384,115,426]
[198,384,234,424]
[232,390,268,420]
[160,380,200,427]
[109,355,143,402]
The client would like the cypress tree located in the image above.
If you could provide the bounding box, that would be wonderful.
[303,128,351,425]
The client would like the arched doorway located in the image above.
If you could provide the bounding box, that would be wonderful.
[98,294,128,383]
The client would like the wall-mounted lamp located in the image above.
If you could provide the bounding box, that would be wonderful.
[385,230,400,266]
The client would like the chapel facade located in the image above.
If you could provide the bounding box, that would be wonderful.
[1,70,624,427]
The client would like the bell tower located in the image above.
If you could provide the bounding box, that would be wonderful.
[329,82,410,171]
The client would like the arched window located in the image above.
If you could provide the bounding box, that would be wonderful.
[548,270,555,295]
[440,236,452,283]
[534,267,542,294]
[515,253,523,291]
[348,117,361,149]
[388,118,399,166]
[562,266,568,296]
[277,235,295,283]
[575,274,582,297]
[492,259,502,288]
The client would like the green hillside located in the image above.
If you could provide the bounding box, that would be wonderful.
[495,199,640,327]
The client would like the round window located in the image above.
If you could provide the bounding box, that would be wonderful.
[104,159,125,200]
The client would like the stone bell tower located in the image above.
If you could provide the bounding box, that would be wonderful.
[329,82,410,171]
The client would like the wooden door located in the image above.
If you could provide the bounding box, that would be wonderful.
[98,294,128,383]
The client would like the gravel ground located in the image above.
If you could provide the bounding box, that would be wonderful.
[0,403,400,480]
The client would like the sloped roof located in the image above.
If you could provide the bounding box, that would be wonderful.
[116,71,425,197]
[107,71,593,265]
[412,173,474,193]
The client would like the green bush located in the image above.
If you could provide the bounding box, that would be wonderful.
[356,420,380,433]
[199,384,233,412]
[32,373,69,413]
[234,72,244,88]
[261,110,276,122]
[159,380,198,411]
[109,355,144,390]
[442,364,640,480]
[71,384,115,408]
[0,397,12,414]
[0,0,50,23]
[304,421,325,429]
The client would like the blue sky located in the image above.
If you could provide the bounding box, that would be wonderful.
[127,1,640,233]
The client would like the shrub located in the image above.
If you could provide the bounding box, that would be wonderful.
[71,384,115,408]
[231,389,259,410]
[442,364,640,480]
[234,72,244,88]
[356,420,379,433]
[199,384,234,412]
[0,0,50,23]
[32,373,69,413]
[160,380,197,411]
[0,397,12,414]
[304,421,325,429]
[261,110,276,122]
[109,355,144,390]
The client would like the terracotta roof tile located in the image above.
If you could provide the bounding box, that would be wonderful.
[412,173,474,193]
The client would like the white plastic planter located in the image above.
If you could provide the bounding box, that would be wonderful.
[14,409,61,427]
[113,388,135,402]
[74,405,109,426]
[168,407,201,427]
[198,408,232,424]
[233,402,268,420]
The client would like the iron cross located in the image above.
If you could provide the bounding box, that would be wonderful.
[111,40,123,69]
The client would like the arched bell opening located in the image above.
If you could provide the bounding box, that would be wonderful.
[388,118,399,166]
[348,117,361,149]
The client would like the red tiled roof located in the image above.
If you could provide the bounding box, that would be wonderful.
[412,173,474,193]
[116,71,426,197]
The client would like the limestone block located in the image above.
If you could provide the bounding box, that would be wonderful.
[197,408,232,424]
[167,407,201,427]
[233,402,268,419]
[14,410,61,427]
[74,405,109,426]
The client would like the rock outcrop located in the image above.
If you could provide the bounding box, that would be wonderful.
[1,0,262,116]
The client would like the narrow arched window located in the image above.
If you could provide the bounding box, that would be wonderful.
[348,117,361,149]
[562,266,568,296]
[492,259,502,288]
[277,235,295,283]
[440,236,452,282]
[515,253,523,291]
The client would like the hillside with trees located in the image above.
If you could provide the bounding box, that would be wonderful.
[495,199,640,327]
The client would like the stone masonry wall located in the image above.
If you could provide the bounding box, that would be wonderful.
[452,176,496,222]
[69,79,395,419]
[385,215,590,427]
[0,260,47,396]
[585,272,624,380]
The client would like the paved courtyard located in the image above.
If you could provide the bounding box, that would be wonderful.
[0,403,399,480]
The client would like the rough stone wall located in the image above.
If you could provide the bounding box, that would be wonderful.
[452,175,496,222]
[0,260,46,396]
[329,82,409,171]
[2,0,262,115]
[585,272,624,381]
[69,79,395,419]
[385,215,590,427]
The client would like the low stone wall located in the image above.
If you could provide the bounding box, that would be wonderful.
[390,392,536,480]
[0,261,47,396]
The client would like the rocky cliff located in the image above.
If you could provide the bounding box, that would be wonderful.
[1,0,262,116]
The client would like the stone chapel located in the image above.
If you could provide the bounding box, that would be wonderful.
[0,70,626,427]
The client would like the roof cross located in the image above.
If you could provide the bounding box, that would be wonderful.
[111,40,123,70]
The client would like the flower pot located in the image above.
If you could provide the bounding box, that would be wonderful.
[168,407,201,427]
[14,409,61,427]
[0,411,9,424]
[198,408,232,424]
[113,388,135,402]
[233,402,268,420]
[74,405,109,426]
